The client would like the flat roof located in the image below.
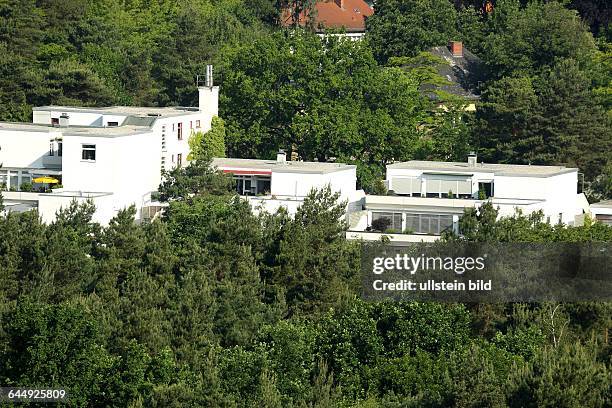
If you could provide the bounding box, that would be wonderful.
[591,200,612,209]
[212,157,356,174]
[387,160,577,177]
[34,105,200,118]
[0,122,152,137]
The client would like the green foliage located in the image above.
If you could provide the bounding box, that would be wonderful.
[481,0,597,79]
[507,343,611,407]
[188,116,227,161]
[219,30,432,192]
[475,59,611,185]
[366,0,459,63]
[0,1,610,406]
[158,158,233,202]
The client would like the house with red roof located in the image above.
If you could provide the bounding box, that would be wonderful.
[282,0,374,40]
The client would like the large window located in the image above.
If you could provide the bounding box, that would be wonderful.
[405,213,454,235]
[424,175,472,198]
[177,122,183,140]
[391,177,421,196]
[234,175,271,195]
[371,212,402,232]
[256,178,271,194]
[478,182,493,198]
[81,144,96,161]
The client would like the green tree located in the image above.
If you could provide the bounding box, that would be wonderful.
[158,158,233,202]
[481,0,597,78]
[188,116,226,160]
[220,30,430,191]
[366,0,459,63]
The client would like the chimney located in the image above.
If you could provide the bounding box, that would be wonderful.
[205,64,213,87]
[276,149,287,164]
[449,41,463,57]
[198,65,219,116]
[334,0,344,9]
[468,151,477,167]
[59,113,69,127]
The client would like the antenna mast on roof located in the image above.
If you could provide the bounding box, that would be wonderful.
[196,65,214,88]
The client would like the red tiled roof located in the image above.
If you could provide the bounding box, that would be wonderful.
[282,0,374,33]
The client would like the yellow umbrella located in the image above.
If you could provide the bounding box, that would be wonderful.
[33,176,59,184]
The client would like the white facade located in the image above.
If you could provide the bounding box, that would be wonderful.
[590,200,612,226]
[354,156,589,240]
[211,154,365,216]
[0,84,219,224]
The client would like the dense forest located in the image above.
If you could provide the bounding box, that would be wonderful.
[0,0,611,406]
[1,0,610,197]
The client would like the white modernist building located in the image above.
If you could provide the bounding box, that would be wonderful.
[347,154,590,243]
[0,83,219,224]
[212,152,365,215]
[590,200,612,226]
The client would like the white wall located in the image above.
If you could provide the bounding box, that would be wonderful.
[386,166,580,225]
[154,112,210,172]
[494,172,578,223]
[31,109,130,127]
[270,168,357,198]
[61,131,161,219]
[0,129,61,168]
[38,192,117,225]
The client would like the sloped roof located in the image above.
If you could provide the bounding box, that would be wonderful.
[424,45,485,100]
[282,0,373,33]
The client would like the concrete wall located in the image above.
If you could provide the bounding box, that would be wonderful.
[32,109,128,127]
[154,112,210,172]
[0,129,60,168]
[38,192,116,225]
[61,131,160,218]
[270,168,357,198]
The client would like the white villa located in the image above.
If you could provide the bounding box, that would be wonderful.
[212,152,365,215]
[347,153,591,243]
[590,200,612,226]
[0,72,219,224]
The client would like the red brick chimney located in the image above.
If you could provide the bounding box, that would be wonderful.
[449,41,463,57]
[334,0,344,9]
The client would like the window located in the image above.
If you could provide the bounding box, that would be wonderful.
[256,177,271,194]
[177,123,183,140]
[371,212,402,232]
[190,121,193,129]
[82,144,96,161]
[391,177,421,196]
[233,175,271,195]
[58,142,62,157]
[49,142,55,156]
[51,118,59,125]
[107,121,119,127]
[177,153,182,167]
[478,182,493,199]
[196,120,201,128]
[405,213,454,235]
[424,175,472,198]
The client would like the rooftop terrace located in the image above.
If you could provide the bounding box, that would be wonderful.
[387,160,577,177]
[212,157,356,174]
